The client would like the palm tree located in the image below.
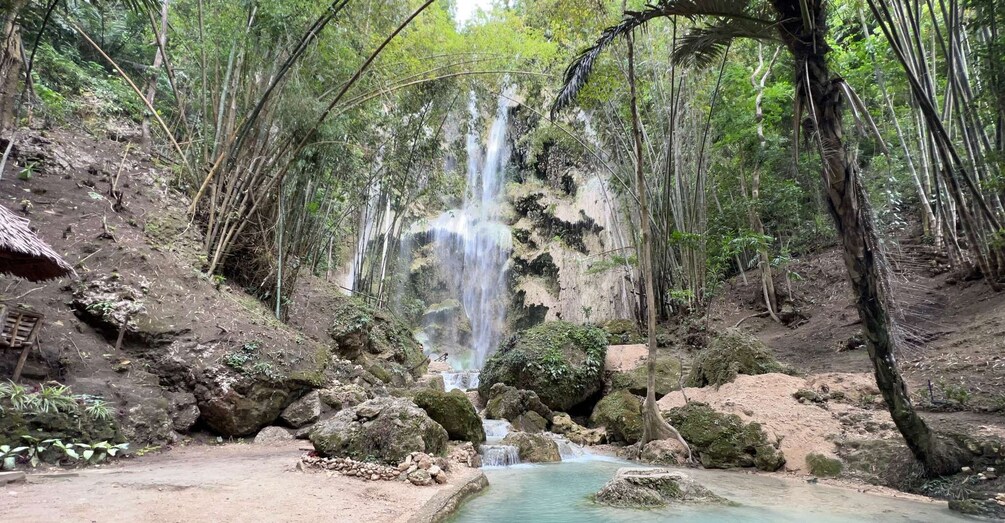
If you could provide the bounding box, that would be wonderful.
[552,0,969,476]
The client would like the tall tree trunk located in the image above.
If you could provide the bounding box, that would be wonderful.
[774,0,967,476]
[0,0,28,133]
[626,30,690,456]
[141,0,171,150]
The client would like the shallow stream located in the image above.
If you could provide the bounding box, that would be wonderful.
[451,455,971,522]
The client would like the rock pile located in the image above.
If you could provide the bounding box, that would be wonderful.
[299,450,452,486]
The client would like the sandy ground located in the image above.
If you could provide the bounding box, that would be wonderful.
[0,442,483,523]
[604,344,648,372]
[658,372,901,474]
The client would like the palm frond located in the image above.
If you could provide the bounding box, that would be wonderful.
[551,0,771,117]
[673,18,779,68]
[551,6,667,117]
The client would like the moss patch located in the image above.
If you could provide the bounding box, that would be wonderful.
[413,389,485,445]
[686,329,792,388]
[608,357,681,398]
[479,321,607,411]
[806,453,843,476]
[590,390,643,444]
[665,402,785,471]
[328,296,427,385]
[602,319,645,345]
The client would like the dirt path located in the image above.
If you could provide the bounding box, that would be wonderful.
[0,443,483,523]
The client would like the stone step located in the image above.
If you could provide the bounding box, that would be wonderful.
[0,471,26,485]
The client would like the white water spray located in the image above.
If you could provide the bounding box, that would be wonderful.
[427,91,513,374]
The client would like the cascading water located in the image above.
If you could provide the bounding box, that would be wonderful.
[426,91,513,388]
[479,445,521,467]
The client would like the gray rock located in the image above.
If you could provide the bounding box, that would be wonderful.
[408,468,433,486]
[254,426,294,445]
[318,383,369,412]
[281,391,321,428]
[168,392,200,432]
[309,397,448,464]
[595,468,729,508]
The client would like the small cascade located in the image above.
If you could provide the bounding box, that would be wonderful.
[552,436,586,460]
[479,445,521,467]
[482,419,513,443]
[443,371,480,392]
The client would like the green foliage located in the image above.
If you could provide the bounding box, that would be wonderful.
[687,329,793,388]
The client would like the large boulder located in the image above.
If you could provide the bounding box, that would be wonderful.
[281,391,321,428]
[318,382,370,411]
[552,413,606,445]
[309,397,448,464]
[595,468,729,508]
[254,426,293,444]
[483,383,553,427]
[664,402,785,471]
[589,390,643,444]
[608,357,681,398]
[686,329,791,388]
[329,296,428,386]
[413,389,486,445]
[501,431,561,463]
[479,321,607,411]
[196,371,302,437]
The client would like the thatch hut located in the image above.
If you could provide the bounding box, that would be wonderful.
[0,203,74,281]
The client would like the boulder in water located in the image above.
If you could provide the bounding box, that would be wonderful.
[551,413,606,446]
[665,401,785,471]
[483,383,553,426]
[686,329,792,388]
[595,467,729,508]
[413,388,486,445]
[589,390,643,444]
[479,321,607,411]
[511,411,549,433]
[309,397,448,464]
[638,439,688,465]
[501,431,561,463]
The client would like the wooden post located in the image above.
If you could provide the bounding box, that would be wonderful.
[11,338,30,382]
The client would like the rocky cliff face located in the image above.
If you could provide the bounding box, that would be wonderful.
[399,103,636,363]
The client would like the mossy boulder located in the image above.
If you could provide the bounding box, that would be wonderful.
[595,468,729,508]
[664,402,785,471]
[479,321,607,411]
[602,319,645,344]
[608,357,681,398]
[483,383,553,425]
[413,389,485,445]
[589,390,643,444]
[0,408,121,447]
[501,431,561,462]
[309,397,448,464]
[806,452,843,477]
[686,329,791,388]
[329,296,427,386]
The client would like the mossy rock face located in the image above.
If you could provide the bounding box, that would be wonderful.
[686,329,791,388]
[328,296,427,386]
[590,390,643,444]
[608,357,681,398]
[413,389,485,445]
[309,397,448,464]
[806,452,843,477]
[665,402,785,471]
[479,321,607,411]
[602,319,645,345]
[483,383,553,424]
[501,431,561,462]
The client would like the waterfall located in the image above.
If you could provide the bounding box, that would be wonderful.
[552,436,586,460]
[479,445,521,467]
[425,91,513,372]
[482,419,513,443]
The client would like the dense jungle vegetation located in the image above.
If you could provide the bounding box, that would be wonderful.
[1,0,1004,481]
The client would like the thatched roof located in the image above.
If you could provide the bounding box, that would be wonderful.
[0,204,75,282]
